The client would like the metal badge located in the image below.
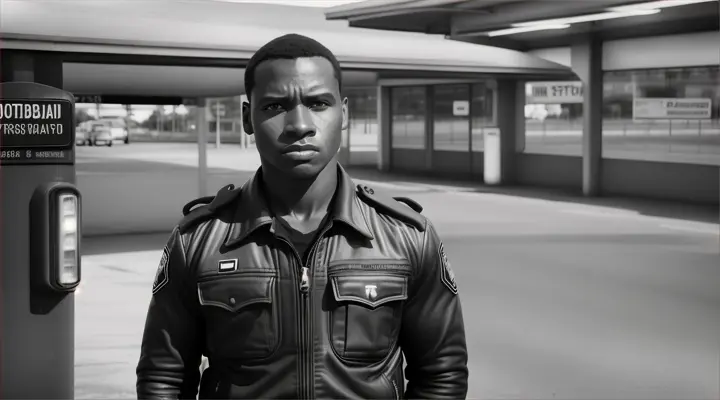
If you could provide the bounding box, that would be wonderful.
[218,259,238,273]
[439,242,458,295]
[365,284,378,300]
[152,246,170,295]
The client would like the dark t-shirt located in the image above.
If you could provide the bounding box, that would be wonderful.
[274,216,326,263]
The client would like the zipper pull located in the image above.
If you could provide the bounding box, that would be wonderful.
[300,267,310,294]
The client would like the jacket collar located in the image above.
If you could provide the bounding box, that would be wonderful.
[223,163,374,248]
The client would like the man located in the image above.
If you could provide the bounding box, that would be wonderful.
[136,33,468,399]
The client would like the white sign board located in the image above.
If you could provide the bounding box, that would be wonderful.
[213,103,226,118]
[526,81,584,104]
[483,127,502,185]
[452,100,469,116]
[633,98,712,120]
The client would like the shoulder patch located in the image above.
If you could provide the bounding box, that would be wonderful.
[356,184,426,232]
[178,184,241,233]
[152,246,170,295]
[393,196,423,213]
[438,242,458,295]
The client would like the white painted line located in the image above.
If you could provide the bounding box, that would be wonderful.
[561,208,642,219]
[660,224,719,236]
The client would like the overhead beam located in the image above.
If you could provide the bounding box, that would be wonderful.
[347,6,490,22]
[450,0,649,35]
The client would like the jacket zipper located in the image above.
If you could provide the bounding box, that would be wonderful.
[392,378,400,400]
[276,222,332,400]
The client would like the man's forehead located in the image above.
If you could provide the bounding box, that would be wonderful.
[253,57,338,93]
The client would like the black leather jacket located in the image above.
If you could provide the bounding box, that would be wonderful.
[136,165,469,399]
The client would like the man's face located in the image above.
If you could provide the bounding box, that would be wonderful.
[243,56,348,179]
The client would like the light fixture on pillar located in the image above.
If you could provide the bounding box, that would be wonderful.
[609,0,718,12]
[481,7,662,37]
[487,24,570,37]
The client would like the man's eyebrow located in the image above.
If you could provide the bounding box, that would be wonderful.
[304,89,335,98]
[258,88,336,101]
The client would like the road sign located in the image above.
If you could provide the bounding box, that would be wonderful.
[212,102,226,118]
[452,100,469,116]
[633,98,712,120]
[526,81,584,104]
[0,99,75,165]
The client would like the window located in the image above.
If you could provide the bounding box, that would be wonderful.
[391,86,426,149]
[345,87,377,135]
[345,87,378,152]
[471,82,496,152]
[433,84,470,152]
[524,81,584,156]
[603,66,720,165]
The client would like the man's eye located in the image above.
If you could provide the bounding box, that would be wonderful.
[263,103,284,111]
[310,101,329,110]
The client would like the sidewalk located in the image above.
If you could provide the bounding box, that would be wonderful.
[345,166,719,226]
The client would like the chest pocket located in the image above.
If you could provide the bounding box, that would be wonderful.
[197,270,280,360]
[326,260,412,363]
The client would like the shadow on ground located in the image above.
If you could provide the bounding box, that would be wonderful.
[345,166,720,225]
[82,232,171,256]
[78,156,246,175]
[79,162,717,258]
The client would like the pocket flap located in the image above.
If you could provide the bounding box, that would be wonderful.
[198,272,276,312]
[331,274,408,309]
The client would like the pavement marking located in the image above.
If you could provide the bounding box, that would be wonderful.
[660,224,720,236]
[560,208,644,219]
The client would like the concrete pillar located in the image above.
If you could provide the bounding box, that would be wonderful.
[196,98,208,197]
[572,36,603,197]
[338,116,350,166]
[424,85,434,172]
[0,50,63,88]
[377,85,391,172]
[486,79,523,185]
[1,49,73,400]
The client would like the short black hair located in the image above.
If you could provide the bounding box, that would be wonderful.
[244,33,343,101]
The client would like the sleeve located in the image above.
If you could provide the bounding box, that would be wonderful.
[400,220,469,399]
[136,227,204,399]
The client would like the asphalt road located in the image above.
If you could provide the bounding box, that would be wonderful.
[74,144,720,399]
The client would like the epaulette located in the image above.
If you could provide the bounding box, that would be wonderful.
[178,184,242,233]
[356,184,426,232]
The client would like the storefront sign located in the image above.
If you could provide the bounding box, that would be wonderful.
[452,100,469,116]
[526,81,583,104]
[633,98,712,120]
[0,99,75,165]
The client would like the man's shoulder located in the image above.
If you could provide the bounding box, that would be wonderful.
[177,184,243,235]
[355,183,428,234]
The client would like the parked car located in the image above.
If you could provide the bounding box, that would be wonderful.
[100,118,130,145]
[87,121,114,146]
[75,122,92,146]
[74,118,131,146]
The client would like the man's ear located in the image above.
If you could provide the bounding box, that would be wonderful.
[341,97,349,131]
[242,101,254,135]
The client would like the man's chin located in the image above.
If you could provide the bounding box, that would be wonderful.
[279,160,328,180]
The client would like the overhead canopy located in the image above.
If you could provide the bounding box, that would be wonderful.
[325,0,720,51]
[1,0,571,98]
[62,64,379,98]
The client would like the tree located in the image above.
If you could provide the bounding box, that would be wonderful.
[75,108,95,124]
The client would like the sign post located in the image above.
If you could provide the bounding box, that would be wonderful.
[1,82,81,399]
[213,101,226,149]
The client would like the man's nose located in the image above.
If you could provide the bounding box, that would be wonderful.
[283,106,316,138]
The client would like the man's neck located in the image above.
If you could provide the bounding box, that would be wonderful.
[262,158,338,222]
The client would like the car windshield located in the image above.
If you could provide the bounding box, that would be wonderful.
[100,119,125,128]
